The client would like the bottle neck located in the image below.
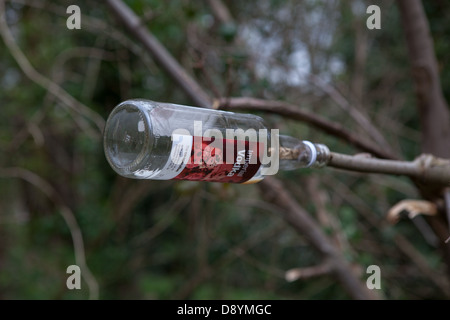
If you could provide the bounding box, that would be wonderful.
[277,135,330,171]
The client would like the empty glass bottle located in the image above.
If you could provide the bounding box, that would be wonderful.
[103,99,329,184]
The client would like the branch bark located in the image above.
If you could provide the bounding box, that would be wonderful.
[309,74,395,157]
[0,167,99,300]
[217,97,396,160]
[259,177,379,299]
[0,0,105,138]
[327,152,450,186]
[285,260,333,282]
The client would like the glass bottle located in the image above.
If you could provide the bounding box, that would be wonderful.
[103,99,329,184]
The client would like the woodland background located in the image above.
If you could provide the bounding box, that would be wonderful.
[0,0,449,299]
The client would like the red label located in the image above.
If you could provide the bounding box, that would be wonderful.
[173,137,263,183]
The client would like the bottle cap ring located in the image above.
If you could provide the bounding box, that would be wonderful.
[302,141,317,168]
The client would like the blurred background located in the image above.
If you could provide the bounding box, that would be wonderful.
[0,0,449,299]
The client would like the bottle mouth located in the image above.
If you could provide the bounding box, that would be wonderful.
[103,102,151,175]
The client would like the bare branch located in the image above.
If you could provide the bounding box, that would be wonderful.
[327,152,450,186]
[305,176,347,250]
[326,176,450,297]
[174,220,285,299]
[285,260,333,282]
[395,235,450,295]
[105,0,212,108]
[259,177,379,299]
[206,0,233,24]
[309,74,395,156]
[217,97,396,160]
[131,199,188,247]
[0,167,99,300]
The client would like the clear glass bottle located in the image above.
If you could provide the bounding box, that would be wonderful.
[103,99,329,184]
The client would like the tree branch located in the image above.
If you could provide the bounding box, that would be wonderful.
[105,0,211,108]
[259,177,379,299]
[217,97,397,160]
[206,0,233,24]
[309,74,395,156]
[0,167,99,300]
[0,0,105,138]
[285,260,333,282]
[327,152,450,186]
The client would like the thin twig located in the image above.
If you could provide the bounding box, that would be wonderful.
[259,176,379,299]
[51,46,116,86]
[131,197,190,247]
[309,74,395,156]
[174,220,286,299]
[82,38,108,101]
[328,152,450,185]
[0,0,105,137]
[0,167,99,300]
[324,177,450,297]
[395,235,450,295]
[207,0,233,24]
[305,176,347,251]
[217,97,396,160]
[11,0,158,74]
[285,260,333,282]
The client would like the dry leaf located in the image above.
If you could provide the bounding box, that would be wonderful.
[285,268,302,282]
[387,199,438,224]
